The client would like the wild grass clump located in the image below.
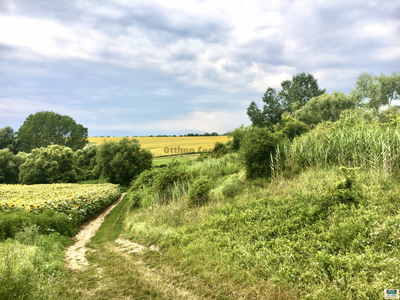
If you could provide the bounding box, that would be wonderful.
[0,224,70,299]
[188,177,211,207]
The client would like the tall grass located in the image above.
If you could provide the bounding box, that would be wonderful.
[0,224,70,299]
[276,124,400,177]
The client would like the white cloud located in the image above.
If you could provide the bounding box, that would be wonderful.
[0,14,105,60]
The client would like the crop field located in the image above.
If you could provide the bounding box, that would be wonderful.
[0,183,120,222]
[88,136,231,157]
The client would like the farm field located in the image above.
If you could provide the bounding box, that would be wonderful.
[88,136,231,157]
[0,183,120,222]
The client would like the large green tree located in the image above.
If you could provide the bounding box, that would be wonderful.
[295,92,358,125]
[0,126,19,154]
[247,72,325,129]
[0,149,27,183]
[352,72,400,111]
[95,138,152,186]
[17,111,88,152]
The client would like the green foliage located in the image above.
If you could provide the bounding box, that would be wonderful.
[128,191,142,209]
[247,87,284,128]
[286,122,400,177]
[0,126,19,154]
[0,149,27,183]
[19,145,78,184]
[188,177,211,207]
[0,209,78,241]
[152,164,188,195]
[247,72,325,128]
[17,111,89,152]
[95,137,152,186]
[274,115,310,139]
[352,71,400,111]
[226,124,247,151]
[197,141,229,161]
[331,167,361,206]
[221,174,244,198]
[75,145,99,181]
[282,162,302,178]
[0,225,70,299]
[295,91,357,125]
[125,167,400,299]
[240,127,283,179]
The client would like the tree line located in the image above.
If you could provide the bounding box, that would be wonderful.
[0,111,152,185]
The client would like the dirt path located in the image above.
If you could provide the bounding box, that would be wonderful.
[65,192,127,271]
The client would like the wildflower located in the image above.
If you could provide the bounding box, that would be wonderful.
[36,205,41,209]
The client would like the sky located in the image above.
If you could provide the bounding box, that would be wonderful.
[0,0,399,136]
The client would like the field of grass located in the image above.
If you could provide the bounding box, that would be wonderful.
[88,136,231,157]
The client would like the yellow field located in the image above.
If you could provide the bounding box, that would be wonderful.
[0,183,120,221]
[88,136,231,157]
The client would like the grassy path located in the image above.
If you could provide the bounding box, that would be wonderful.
[61,193,206,299]
[61,192,268,299]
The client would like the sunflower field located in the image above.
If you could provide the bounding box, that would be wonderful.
[0,183,121,222]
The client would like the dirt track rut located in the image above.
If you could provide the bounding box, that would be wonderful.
[65,192,127,271]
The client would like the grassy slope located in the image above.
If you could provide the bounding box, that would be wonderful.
[123,164,400,299]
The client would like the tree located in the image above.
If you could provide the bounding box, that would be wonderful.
[247,73,325,129]
[95,138,152,186]
[0,126,19,154]
[75,145,99,181]
[0,149,27,183]
[274,116,310,140]
[295,92,358,125]
[227,124,247,151]
[19,145,78,184]
[352,72,400,111]
[17,111,88,152]
[280,72,326,113]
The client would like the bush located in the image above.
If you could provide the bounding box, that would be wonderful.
[188,177,211,207]
[240,127,283,179]
[227,125,247,152]
[0,209,78,241]
[128,191,142,209]
[75,145,98,181]
[19,145,78,184]
[221,177,244,198]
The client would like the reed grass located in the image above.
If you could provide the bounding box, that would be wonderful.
[273,124,400,178]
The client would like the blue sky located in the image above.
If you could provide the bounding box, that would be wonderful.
[0,0,399,136]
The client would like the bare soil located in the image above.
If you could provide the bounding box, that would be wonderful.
[65,192,127,271]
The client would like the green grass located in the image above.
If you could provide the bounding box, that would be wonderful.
[153,154,198,167]
[0,224,72,299]
[124,165,400,299]
[86,193,130,246]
